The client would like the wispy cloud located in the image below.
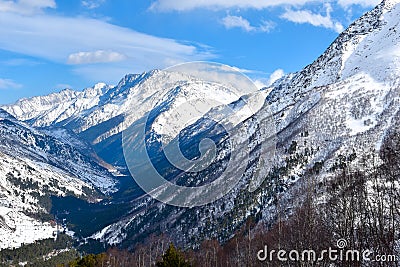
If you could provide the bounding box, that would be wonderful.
[222,65,269,77]
[0,13,210,62]
[259,20,276,33]
[67,50,127,64]
[221,15,275,33]
[281,4,344,33]
[221,15,255,32]
[0,58,41,67]
[337,0,380,8]
[150,0,313,11]
[0,78,22,90]
[0,12,214,81]
[254,69,285,89]
[150,0,380,11]
[150,0,378,34]
[81,0,106,9]
[268,69,285,85]
[0,0,56,15]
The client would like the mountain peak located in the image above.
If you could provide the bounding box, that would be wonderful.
[83,83,109,98]
[116,70,161,87]
[269,0,400,100]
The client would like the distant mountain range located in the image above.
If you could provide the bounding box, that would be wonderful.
[0,0,399,251]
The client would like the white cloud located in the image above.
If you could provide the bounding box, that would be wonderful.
[0,58,40,66]
[222,15,255,32]
[0,0,55,15]
[82,0,106,9]
[0,12,213,81]
[150,0,314,11]
[268,69,285,85]
[0,78,22,90]
[226,65,253,73]
[150,0,377,34]
[254,79,269,89]
[281,4,344,33]
[67,50,127,64]
[221,15,275,33]
[253,69,285,89]
[259,20,276,33]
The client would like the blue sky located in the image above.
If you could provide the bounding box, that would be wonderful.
[0,0,379,105]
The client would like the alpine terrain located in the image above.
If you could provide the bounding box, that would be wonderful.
[0,0,399,265]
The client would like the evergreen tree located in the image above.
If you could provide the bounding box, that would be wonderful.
[156,243,191,267]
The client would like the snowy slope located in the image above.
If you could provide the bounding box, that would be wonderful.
[0,207,58,249]
[1,0,399,250]
[0,111,117,194]
[0,109,118,249]
[4,68,259,138]
[263,0,400,162]
[268,0,399,100]
[90,0,400,247]
[3,83,110,127]
[2,70,254,169]
[0,70,251,248]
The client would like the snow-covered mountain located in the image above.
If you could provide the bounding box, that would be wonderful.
[0,108,117,248]
[87,0,400,247]
[0,68,256,248]
[4,83,110,128]
[3,70,252,166]
[1,0,399,251]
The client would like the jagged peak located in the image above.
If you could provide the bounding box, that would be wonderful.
[13,87,79,106]
[268,0,400,102]
[116,69,161,87]
[103,69,163,100]
[83,82,109,98]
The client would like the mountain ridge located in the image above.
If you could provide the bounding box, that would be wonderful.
[0,0,399,252]
[86,0,400,247]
